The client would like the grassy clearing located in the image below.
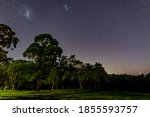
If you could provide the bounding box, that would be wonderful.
[0,89,150,100]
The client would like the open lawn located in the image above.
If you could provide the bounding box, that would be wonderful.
[0,89,150,100]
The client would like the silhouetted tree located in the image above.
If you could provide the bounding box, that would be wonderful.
[23,33,62,90]
[0,24,19,62]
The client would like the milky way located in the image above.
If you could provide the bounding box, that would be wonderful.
[17,4,32,20]
[1,0,150,74]
[63,0,72,11]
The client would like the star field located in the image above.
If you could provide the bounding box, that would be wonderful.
[0,0,150,74]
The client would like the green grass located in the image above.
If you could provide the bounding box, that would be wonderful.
[0,89,150,100]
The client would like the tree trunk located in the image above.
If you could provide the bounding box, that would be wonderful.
[79,81,83,89]
[55,84,57,90]
[11,75,15,90]
[51,82,54,91]
[36,79,40,91]
[12,83,15,90]
[62,84,64,89]
[94,83,97,89]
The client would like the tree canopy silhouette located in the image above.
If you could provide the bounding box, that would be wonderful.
[23,33,63,90]
[0,24,19,62]
[23,33,62,65]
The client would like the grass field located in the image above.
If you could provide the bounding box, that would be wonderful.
[0,89,150,100]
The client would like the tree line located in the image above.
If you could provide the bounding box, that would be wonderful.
[0,24,150,92]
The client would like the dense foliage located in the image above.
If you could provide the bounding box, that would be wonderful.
[0,24,19,62]
[0,24,150,92]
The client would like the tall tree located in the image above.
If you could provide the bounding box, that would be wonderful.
[0,24,19,62]
[66,55,83,88]
[77,63,92,89]
[23,33,63,90]
[93,62,108,89]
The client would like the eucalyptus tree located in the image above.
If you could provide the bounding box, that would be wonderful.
[0,24,19,63]
[46,67,60,91]
[64,55,83,88]
[77,63,93,89]
[7,60,35,90]
[23,33,63,90]
[0,66,8,89]
[93,62,108,89]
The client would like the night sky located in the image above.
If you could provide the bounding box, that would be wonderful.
[0,0,150,74]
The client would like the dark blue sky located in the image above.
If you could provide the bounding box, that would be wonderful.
[1,0,150,74]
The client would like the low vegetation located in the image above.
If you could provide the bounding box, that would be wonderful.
[1,90,150,100]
